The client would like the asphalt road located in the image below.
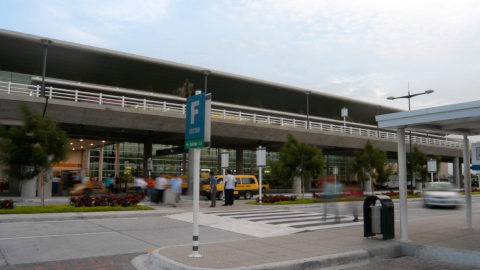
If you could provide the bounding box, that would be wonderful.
[1,197,478,266]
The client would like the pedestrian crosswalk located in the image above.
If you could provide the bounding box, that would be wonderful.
[166,208,363,238]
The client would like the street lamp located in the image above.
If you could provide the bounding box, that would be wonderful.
[305,91,311,129]
[40,39,53,117]
[387,88,434,190]
[375,106,381,137]
[202,70,210,94]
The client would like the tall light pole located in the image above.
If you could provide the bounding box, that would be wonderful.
[40,39,53,117]
[387,88,434,190]
[305,91,311,128]
[202,70,210,93]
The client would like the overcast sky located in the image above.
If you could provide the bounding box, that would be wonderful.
[2,0,480,112]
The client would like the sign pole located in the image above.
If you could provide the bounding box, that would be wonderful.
[221,151,229,200]
[256,147,266,207]
[185,89,211,258]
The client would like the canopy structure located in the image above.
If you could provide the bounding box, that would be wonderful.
[377,100,479,242]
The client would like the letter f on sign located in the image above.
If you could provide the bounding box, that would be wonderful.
[191,101,199,124]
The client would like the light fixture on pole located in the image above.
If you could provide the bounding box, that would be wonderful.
[202,70,210,94]
[221,150,229,200]
[332,166,338,193]
[341,107,348,128]
[427,159,437,183]
[256,146,266,207]
[40,39,53,117]
[305,91,311,129]
[387,87,434,190]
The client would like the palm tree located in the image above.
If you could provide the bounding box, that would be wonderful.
[173,79,194,98]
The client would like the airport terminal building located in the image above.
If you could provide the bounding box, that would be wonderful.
[0,28,458,193]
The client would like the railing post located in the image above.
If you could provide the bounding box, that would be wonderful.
[99,93,102,105]
[293,119,296,127]
[239,111,242,121]
[49,86,53,99]
[223,109,226,119]
[163,101,166,112]
[320,123,322,130]
[359,128,362,135]
[122,96,125,107]
[281,118,283,126]
[183,104,186,114]
[143,99,147,110]
[309,121,311,129]
[268,115,270,125]
[36,85,40,97]
[74,90,78,102]
[7,81,11,94]
[253,114,256,123]
[350,127,352,134]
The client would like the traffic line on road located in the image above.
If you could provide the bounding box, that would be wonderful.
[0,232,116,240]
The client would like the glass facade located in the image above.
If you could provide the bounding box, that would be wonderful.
[88,142,347,184]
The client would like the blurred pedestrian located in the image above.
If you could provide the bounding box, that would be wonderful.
[105,175,111,194]
[154,174,167,205]
[322,179,340,222]
[209,172,217,207]
[169,173,182,207]
[52,174,60,194]
[109,174,116,194]
[222,170,236,206]
[146,176,155,200]
[134,176,145,195]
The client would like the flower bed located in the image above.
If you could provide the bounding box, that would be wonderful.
[256,194,296,204]
[69,194,144,207]
[381,190,421,197]
[0,199,14,209]
[312,189,363,199]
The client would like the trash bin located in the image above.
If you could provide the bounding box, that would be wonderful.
[363,195,395,240]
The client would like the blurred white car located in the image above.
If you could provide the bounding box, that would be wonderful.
[424,182,459,208]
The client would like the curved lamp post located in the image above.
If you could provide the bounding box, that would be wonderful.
[387,89,434,190]
[40,39,53,117]
[202,70,210,93]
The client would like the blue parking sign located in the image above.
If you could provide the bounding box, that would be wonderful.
[185,93,206,141]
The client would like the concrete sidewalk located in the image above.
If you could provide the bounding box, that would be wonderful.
[134,213,480,270]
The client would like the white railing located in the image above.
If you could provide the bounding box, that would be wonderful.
[0,80,463,148]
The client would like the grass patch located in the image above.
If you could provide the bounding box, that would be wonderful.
[246,197,366,205]
[0,204,154,215]
[460,191,480,195]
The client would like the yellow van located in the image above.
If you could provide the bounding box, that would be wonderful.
[200,175,259,200]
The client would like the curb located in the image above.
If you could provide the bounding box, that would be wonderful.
[140,243,401,270]
[0,209,184,223]
[400,242,480,267]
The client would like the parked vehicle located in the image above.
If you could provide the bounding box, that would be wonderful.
[200,175,259,200]
[261,180,270,193]
[423,182,459,208]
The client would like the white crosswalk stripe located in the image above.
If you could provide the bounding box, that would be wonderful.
[166,208,363,237]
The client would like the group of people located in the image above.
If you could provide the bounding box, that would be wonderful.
[208,169,237,207]
[134,173,183,207]
[104,175,120,194]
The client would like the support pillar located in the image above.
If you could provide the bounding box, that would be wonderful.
[21,175,37,198]
[453,157,460,188]
[114,142,120,178]
[250,150,254,174]
[463,135,472,229]
[292,176,301,194]
[99,145,104,181]
[143,142,152,178]
[397,128,409,242]
[236,149,244,175]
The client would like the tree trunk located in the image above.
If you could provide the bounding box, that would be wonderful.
[41,166,45,207]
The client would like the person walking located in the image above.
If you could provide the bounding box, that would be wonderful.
[169,173,182,207]
[209,172,217,207]
[222,169,236,206]
[105,175,111,194]
[154,174,167,205]
[145,176,155,200]
[109,175,116,194]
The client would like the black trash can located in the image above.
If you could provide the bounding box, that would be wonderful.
[363,195,395,240]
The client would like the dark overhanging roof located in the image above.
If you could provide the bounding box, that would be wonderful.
[0,28,402,124]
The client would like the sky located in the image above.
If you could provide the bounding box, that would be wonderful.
[1,0,480,112]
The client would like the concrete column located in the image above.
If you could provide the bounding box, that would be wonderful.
[397,128,409,242]
[453,157,460,188]
[364,177,372,193]
[8,178,20,195]
[305,177,312,191]
[183,153,187,175]
[99,145,104,181]
[463,135,472,229]
[21,176,37,198]
[82,149,90,173]
[114,142,120,177]
[143,142,152,178]
[187,149,195,196]
[292,176,301,194]
[236,149,244,175]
